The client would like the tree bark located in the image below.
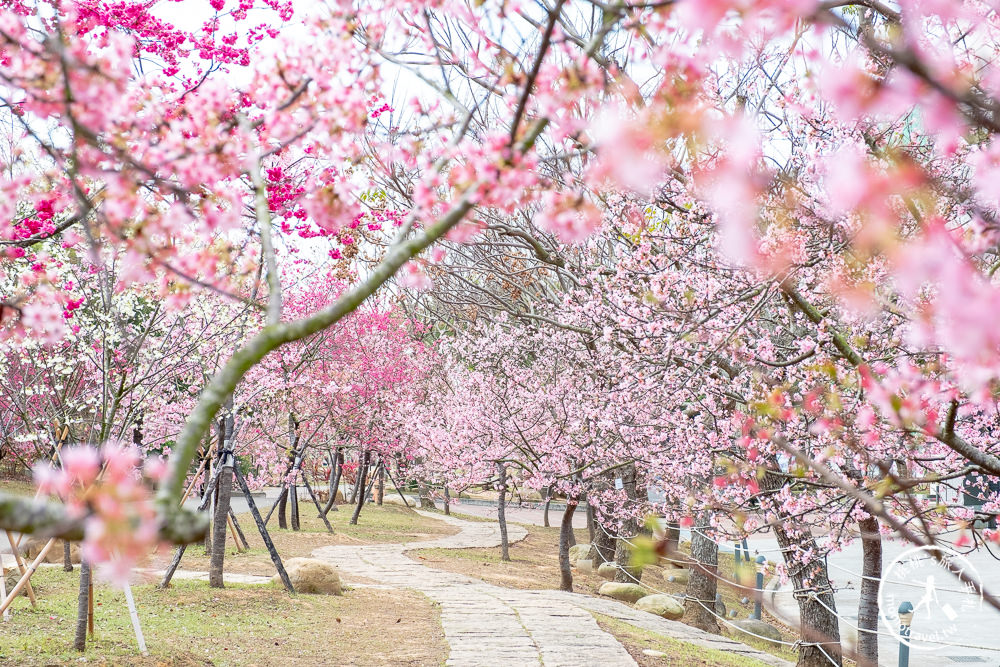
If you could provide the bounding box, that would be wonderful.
[443,485,450,515]
[208,456,234,588]
[613,464,641,583]
[418,480,436,509]
[558,499,578,591]
[497,463,510,561]
[589,517,616,565]
[63,540,73,572]
[350,451,370,525]
[764,472,843,667]
[377,464,385,505]
[857,515,882,667]
[74,561,91,651]
[323,447,342,514]
[289,481,300,531]
[586,502,596,543]
[683,517,720,633]
[543,486,551,528]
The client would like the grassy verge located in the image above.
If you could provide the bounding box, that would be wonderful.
[0,567,446,666]
[593,613,769,666]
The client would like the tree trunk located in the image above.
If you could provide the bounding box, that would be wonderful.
[589,518,616,565]
[323,448,342,514]
[764,472,843,667]
[683,517,720,633]
[613,464,641,583]
[543,485,552,528]
[497,463,510,561]
[418,480,436,509]
[558,499,578,592]
[857,515,882,667]
[586,502,596,543]
[350,451,370,525]
[290,481,300,531]
[209,456,234,588]
[664,522,680,560]
[377,464,385,505]
[74,561,91,651]
[63,540,73,572]
[443,486,450,515]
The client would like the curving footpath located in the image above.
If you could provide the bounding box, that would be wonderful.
[312,511,792,667]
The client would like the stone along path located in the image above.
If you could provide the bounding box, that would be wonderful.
[312,511,792,667]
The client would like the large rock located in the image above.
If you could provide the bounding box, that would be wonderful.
[598,581,649,603]
[277,557,342,595]
[597,562,618,580]
[731,619,783,647]
[635,594,685,620]
[19,538,80,564]
[569,543,591,566]
[662,568,689,585]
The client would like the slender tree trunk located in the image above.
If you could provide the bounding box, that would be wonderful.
[209,457,234,588]
[443,486,450,515]
[857,515,882,667]
[323,448,342,514]
[497,463,510,561]
[684,517,720,633]
[348,461,360,504]
[543,485,551,528]
[350,451,370,525]
[74,562,91,651]
[558,499,578,591]
[586,502,596,543]
[664,522,680,560]
[377,464,385,505]
[290,481,300,531]
[63,540,73,572]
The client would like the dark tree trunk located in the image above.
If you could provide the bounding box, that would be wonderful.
[613,464,641,583]
[350,451,370,525]
[74,561,91,651]
[764,472,843,667]
[497,463,510,561]
[63,540,73,572]
[290,482,300,531]
[443,486,450,515]
[543,485,551,528]
[209,457,234,588]
[377,464,385,505]
[418,480,435,509]
[558,499,578,592]
[323,448,342,514]
[590,518,616,565]
[683,517,720,633]
[586,502,596,543]
[857,515,881,667]
[664,522,680,560]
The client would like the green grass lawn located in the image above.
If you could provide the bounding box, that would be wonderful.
[0,568,446,666]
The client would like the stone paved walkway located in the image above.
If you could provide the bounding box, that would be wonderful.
[312,511,792,667]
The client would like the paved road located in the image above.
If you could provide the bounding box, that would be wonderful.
[740,534,1000,667]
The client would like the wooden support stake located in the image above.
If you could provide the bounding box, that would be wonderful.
[0,538,55,616]
[226,514,241,549]
[5,531,37,607]
[228,509,250,550]
[301,475,333,534]
[87,580,94,636]
[384,466,412,509]
[232,464,294,594]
